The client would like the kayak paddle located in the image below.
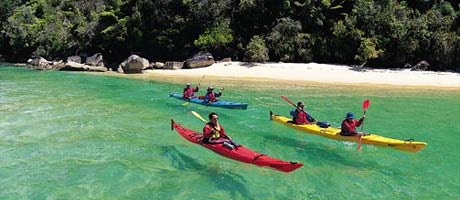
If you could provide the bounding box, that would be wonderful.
[357,99,370,151]
[191,111,207,123]
[281,96,297,108]
[198,74,206,86]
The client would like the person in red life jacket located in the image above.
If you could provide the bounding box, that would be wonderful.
[203,86,222,103]
[202,112,240,149]
[289,101,317,124]
[340,112,366,136]
[182,83,199,100]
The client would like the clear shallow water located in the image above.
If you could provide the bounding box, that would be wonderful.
[1,65,459,199]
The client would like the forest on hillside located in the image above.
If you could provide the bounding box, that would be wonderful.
[0,0,459,70]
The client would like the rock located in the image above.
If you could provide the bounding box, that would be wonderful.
[164,61,184,70]
[154,62,164,69]
[119,55,149,73]
[411,61,429,71]
[144,62,153,70]
[67,56,82,63]
[50,60,65,70]
[27,57,52,70]
[61,61,107,72]
[85,53,104,67]
[404,63,411,69]
[184,52,215,69]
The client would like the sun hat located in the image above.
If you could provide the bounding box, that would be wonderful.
[346,112,354,119]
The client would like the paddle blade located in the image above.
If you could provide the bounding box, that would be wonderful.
[191,111,207,123]
[182,102,189,106]
[281,96,297,107]
[362,99,370,111]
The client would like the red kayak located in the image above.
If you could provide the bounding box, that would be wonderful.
[171,119,303,173]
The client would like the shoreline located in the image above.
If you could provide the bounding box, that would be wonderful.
[3,61,459,89]
[143,62,460,89]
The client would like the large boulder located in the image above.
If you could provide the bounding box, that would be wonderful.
[85,53,104,67]
[119,55,149,73]
[184,52,215,69]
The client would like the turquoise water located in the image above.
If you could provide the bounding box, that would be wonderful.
[1,65,459,199]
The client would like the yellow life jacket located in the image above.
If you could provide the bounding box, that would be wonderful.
[211,124,221,139]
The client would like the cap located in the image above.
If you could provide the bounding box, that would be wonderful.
[297,101,304,107]
[186,83,191,86]
[207,86,214,90]
[346,112,354,119]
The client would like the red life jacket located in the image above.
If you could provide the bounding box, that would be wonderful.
[205,92,216,102]
[295,110,310,124]
[183,87,196,98]
[341,119,362,134]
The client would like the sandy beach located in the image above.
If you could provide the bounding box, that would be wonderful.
[142,62,459,88]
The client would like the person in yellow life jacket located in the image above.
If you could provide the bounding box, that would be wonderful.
[202,112,240,149]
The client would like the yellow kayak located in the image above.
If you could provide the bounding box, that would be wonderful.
[270,111,427,153]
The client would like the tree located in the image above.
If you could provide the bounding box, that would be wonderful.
[244,35,269,62]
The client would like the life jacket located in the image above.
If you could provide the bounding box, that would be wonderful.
[206,122,221,139]
[211,124,221,139]
[293,110,309,124]
[183,87,195,98]
[341,119,359,134]
[205,92,216,102]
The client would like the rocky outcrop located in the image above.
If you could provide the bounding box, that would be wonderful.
[119,55,149,73]
[60,61,107,72]
[27,57,53,70]
[184,52,215,69]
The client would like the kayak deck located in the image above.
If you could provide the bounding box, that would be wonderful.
[169,93,248,109]
[171,119,303,172]
[270,111,427,153]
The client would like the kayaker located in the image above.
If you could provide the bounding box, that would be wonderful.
[340,112,366,136]
[182,83,199,100]
[290,101,317,124]
[202,112,240,149]
[203,86,222,103]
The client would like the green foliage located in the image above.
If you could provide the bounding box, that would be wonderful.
[354,37,384,64]
[0,0,459,69]
[194,21,233,51]
[244,35,269,62]
[266,17,313,62]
